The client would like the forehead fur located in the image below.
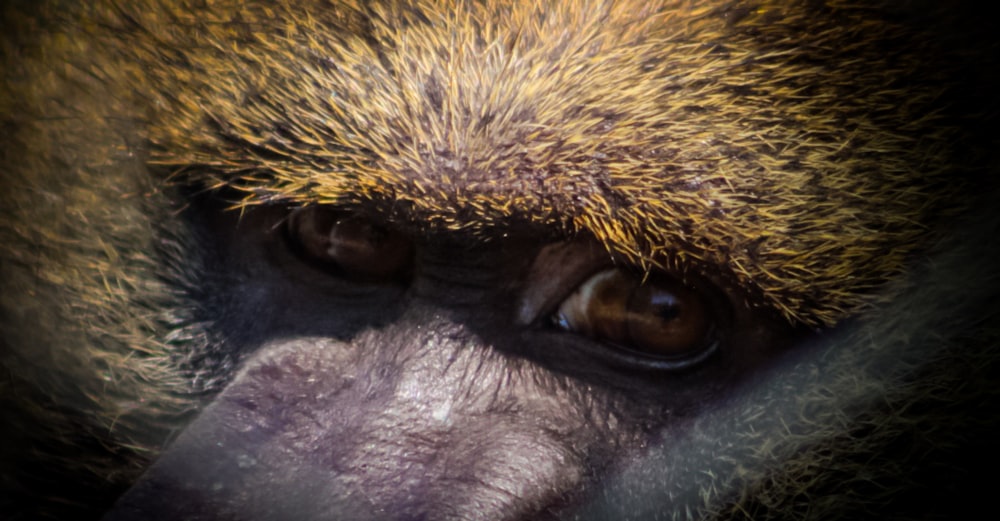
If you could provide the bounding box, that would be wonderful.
[116,0,967,326]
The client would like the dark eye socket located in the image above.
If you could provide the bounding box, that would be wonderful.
[285,206,413,283]
[286,210,720,366]
[551,268,721,368]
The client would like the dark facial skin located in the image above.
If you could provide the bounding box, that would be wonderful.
[104,201,801,520]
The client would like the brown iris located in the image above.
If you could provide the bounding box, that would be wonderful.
[552,268,716,359]
[285,206,413,282]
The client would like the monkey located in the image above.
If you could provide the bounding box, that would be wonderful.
[1,0,998,520]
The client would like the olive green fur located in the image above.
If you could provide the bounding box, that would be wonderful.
[576,203,1000,520]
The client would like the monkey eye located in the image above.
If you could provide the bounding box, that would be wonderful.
[285,206,413,282]
[551,268,719,367]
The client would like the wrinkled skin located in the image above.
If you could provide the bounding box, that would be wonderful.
[102,203,797,520]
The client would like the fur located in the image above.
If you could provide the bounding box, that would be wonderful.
[1,1,998,519]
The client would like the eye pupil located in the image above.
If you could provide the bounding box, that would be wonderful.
[643,292,682,322]
[627,282,710,358]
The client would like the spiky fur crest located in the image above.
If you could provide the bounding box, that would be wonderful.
[118,0,969,326]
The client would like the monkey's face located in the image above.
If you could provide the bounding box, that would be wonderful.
[2,1,996,520]
[99,2,952,519]
[105,194,802,518]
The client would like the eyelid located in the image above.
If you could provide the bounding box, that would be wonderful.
[606,340,720,371]
[515,239,614,326]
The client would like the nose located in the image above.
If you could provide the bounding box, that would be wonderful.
[103,328,589,521]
